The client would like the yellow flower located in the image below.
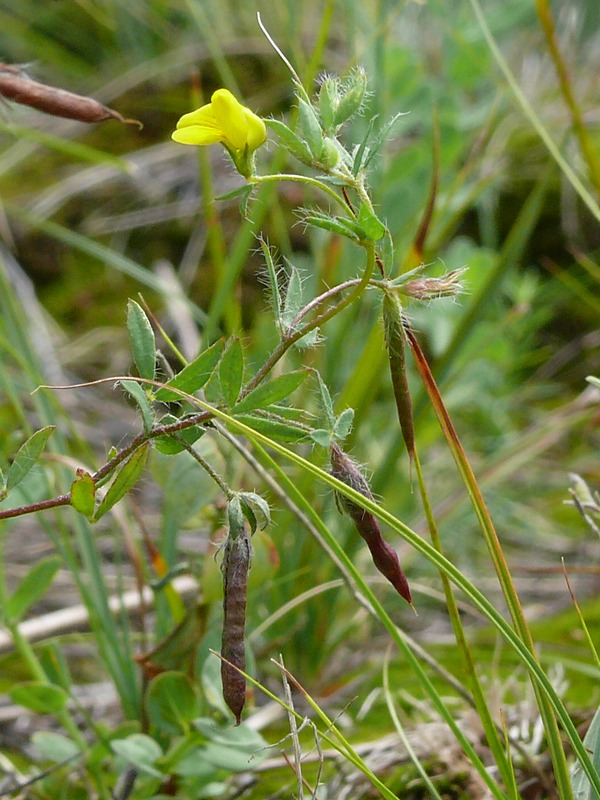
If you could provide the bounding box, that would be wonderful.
[172,89,266,177]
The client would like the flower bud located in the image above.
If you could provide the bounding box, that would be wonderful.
[318,75,340,132]
[334,66,368,126]
[319,137,340,168]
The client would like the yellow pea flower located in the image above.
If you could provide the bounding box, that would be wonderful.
[172,88,266,178]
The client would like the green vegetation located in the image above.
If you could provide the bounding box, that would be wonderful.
[0,1,598,798]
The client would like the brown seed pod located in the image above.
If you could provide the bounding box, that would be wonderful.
[330,443,412,604]
[382,291,415,459]
[220,498,251,724]
[0,64,142,127]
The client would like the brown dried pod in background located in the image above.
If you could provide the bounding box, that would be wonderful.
[0,63,142,127]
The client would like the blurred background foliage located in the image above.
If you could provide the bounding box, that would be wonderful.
[0,0,599,793]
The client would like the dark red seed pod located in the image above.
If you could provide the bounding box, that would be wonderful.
[330,441,375,517]
[368,535,412,604]
[0,64,141,127]
[221,513,251,725]
[330,443,412,604]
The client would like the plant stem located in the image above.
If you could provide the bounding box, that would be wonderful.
[406,323,574,799]
[534,0,600,193]
[251,172,351,212]
[413,448,544,796]
[241,240,377,397]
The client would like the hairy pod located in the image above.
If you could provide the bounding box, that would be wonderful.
[0,64,141,127]
[382,291,415,459]
[221,498,251,724]
[330,443,411,604]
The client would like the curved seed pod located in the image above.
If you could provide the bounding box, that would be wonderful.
[382,291,415,459]
[0,64,141,127]
[330,443,411,604]
[221,498,251,724]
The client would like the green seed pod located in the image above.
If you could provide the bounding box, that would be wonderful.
[382,291,415,459]
[221,497,251,724]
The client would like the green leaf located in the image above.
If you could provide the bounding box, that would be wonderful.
[234,414,309,443]
[334,407,354,440]
[6,426,55,492]
[239,491,271,531]
[6,556,62,623]
[571,705,600,800]
[362,112,408,171]
[358,203,386,241]
[315,371,336,428]
[154,339,225,402]
[297,98,323,158]
[334,66,368,125]
[0,466,6,500]
[294,328,320,350]
[127,299,156,380]
[38,643,72,692]
[352,116,376,176]
[163,733,218,778]
[168,746,220,779]
[264,403,312,422]
[70,470,96,520]
[10,682,68,714]
[111,734,163,777]
[259,238,282,323]
[309,429,331,447]
[146,671,200,735]
[94,443,149,521]
[120,379,155,433]
[302,211,363,242]
[215,183,253,202]
[32,732,80,763]
[154,415,204,455]
[265,118,312,163]
[318,76,340,132]
[281,265,304,330]
[193,718,267,771]
[201,653,231,717]
[219,338,244,408]
[232,370,307,414]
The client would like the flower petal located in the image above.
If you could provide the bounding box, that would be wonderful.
[171,126,224,146]
[210,88,248,151]
[176,103,219,130]
[242,107,267,151]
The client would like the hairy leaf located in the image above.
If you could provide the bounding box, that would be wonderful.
[127,299,156,380]
[6,426,55,492]
[219,338,244,408]
[6,556,62,623]
[232,370,306,414]
[94,443,149,521]
[154,338,225,402]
